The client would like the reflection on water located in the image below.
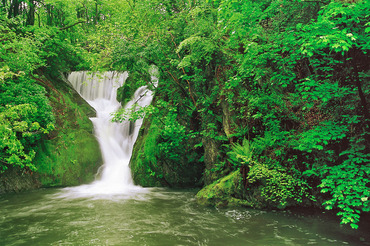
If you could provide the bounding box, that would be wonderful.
[1,188,369,246]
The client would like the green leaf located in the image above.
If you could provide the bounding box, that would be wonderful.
[350,223,359,229]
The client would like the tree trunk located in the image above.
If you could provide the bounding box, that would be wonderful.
[352,66,370,145]
[202,137,221,185]
[46,5,53,26]
[26,0,35,26]
[8,0,20,18]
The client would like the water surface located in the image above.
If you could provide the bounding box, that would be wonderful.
[1,188,368,246]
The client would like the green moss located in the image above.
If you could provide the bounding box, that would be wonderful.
[33,74,102,187]
[117,75,146,106]
[35,129,101,186]
[0,73,103,192]
[196,171,253,208]
[130,113,204,188]
[196,162,314,209]
[130,116,164,187]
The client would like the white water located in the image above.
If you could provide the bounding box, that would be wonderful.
[63,71,153,197]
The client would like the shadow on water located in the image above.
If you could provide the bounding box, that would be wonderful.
[1,188,369,246]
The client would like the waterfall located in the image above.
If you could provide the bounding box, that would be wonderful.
[63,71,153,197]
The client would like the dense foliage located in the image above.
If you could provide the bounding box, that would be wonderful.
[0,0,96,171]
[0,0,368,229]
[0,16,55,171]
[107,0,369,229]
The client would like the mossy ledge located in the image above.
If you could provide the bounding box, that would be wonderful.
[196,171,254,208]
[196,163,314,210]
[130,114,204,188]
[34,73,102,187]
[0,72,102,193]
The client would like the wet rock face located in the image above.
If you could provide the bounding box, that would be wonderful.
[0,167,41,194]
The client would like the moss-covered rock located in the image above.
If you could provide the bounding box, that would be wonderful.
[33,73,102,187]
[196,171,253,208]
[130,113,204,188]
[196,163,314,210]
[34,129,101,187]
[130,115,163,187]
[0,73,102,193]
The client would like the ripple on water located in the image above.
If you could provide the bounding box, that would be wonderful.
[224,209,253,221]
[1,188,369,246]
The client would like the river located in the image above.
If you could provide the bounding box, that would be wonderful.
[1,188,369,245]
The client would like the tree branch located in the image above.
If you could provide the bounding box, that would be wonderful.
[59,20,85,31]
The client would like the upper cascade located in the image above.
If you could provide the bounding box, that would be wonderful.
[68,71,127,101]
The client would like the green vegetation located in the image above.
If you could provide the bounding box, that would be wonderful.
[0,27,55,172]
[130,107,204,187]
[0,0,102,189]
[196,171,253,208]
[33,77,102,187]
[0,0,368,229]
[112,0,369,229]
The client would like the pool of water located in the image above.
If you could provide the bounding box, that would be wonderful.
[1,188,369,245]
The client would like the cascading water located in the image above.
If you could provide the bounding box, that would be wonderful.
[62,71,153,197]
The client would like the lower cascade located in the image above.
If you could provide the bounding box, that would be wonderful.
[64,71,153,197]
